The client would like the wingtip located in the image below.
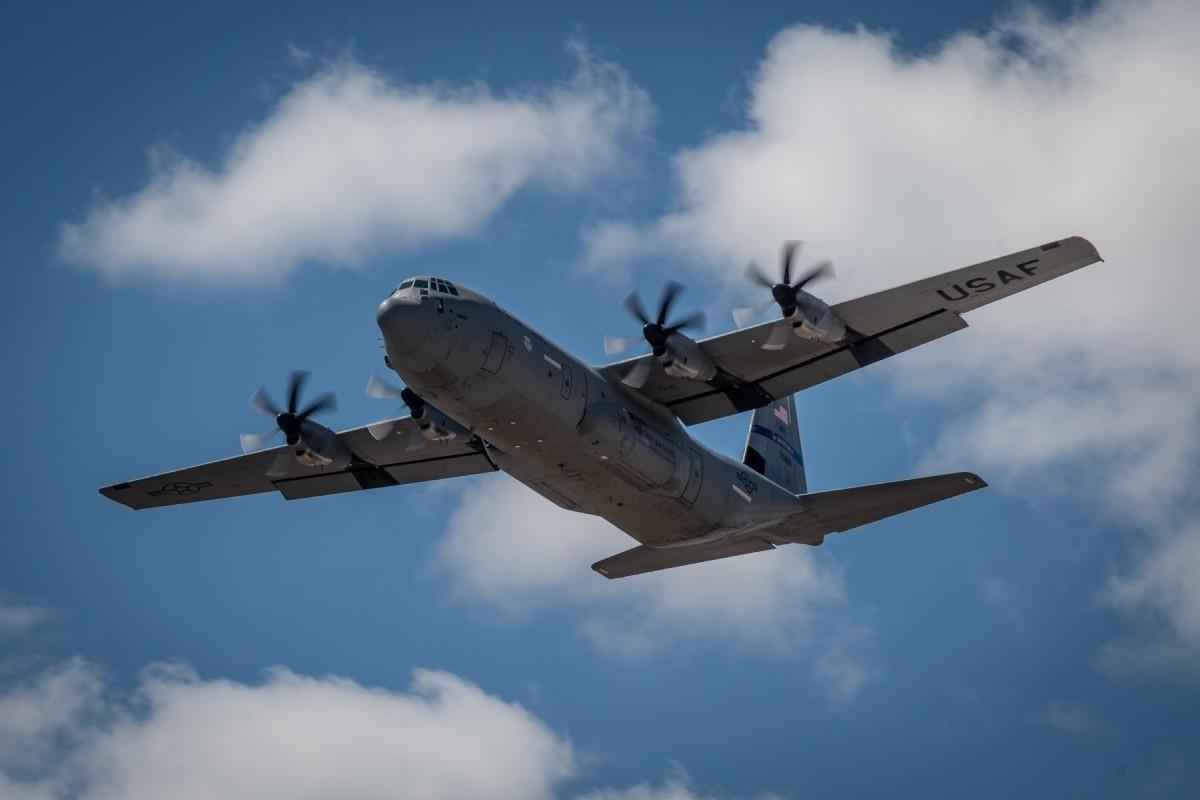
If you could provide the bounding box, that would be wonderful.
[591,562,617,579]
[958,472,988,489]
[1073,235,1103,263]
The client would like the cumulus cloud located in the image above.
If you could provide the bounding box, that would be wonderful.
[582,0,1200,671]
[437,476,871,699]
[0,659,574,800]
[61,43,651,283]
[0,658,785,800]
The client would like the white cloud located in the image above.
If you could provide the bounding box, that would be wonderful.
[582,0,1200,671]
[0,658,786,800]
[0,600,53,639]
[438,476,870,700]
[0,659,574,800]
[0,657,103,772]
[60,43,651,283]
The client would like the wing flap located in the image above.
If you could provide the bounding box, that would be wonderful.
[592,536,775,579]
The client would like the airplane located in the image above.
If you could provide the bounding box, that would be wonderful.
[100,236,1102,578]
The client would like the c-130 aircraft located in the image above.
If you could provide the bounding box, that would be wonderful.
[101,237,1101,578]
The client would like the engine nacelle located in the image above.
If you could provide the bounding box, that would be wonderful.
[292,418,354,471]
[579,403,689,495]
[657,334,718,382]
[787,292,848,343]
[412,403,466,443]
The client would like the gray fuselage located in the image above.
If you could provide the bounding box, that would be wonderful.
[376,279,803,547]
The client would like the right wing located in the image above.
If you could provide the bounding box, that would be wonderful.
[100,417,495,510]
[601,237,1101,425]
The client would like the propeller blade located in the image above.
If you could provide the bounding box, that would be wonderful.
[762,323,791,351]
[404,423,427,451]
[656,281,684,326]
[665,310,706,335]
[298,391,336,420]
[239,427,280,454]
[794,259,834,291]
[249,387,281,418]
[732,298,776,328]
[623,291,651,326]
[781,241,802,285]
[265,449,296,479]
[366,374,404,400]
[367,418,398,442]
[603,334,645,356]
[622,357,654,389]
[286,370,309,414]
[746,261,775,290]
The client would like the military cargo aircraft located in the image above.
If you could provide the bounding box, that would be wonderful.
[100,237,1101,578]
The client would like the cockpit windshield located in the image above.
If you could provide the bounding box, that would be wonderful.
[392,276,461,298]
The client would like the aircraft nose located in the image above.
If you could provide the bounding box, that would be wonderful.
[376,295,427,353]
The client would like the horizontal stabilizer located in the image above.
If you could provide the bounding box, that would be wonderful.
[771,471,986,542]
[592,536,775,579]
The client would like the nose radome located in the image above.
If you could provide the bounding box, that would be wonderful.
[376,294,427,353]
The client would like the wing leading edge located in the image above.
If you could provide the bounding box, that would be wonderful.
[99,417,495,510]
[601,236,1101,425]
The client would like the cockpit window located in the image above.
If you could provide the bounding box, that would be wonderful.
[397,280,414,291]
[414,279,429,289]
[447,284,459,296]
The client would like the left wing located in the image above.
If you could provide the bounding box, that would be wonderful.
[601,236,1101,425]
[100,417,495,510]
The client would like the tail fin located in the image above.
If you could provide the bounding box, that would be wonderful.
[742,394,806,494]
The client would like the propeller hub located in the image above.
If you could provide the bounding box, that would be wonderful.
[642,322,668,350]
[771,283,797,311]
[276,412,301,439]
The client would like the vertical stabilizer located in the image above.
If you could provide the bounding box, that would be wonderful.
[742,394,807,494]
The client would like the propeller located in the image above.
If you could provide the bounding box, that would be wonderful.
[364,375,425,447]
[732,241,834,331]
[604,281,706,388]
[239,370,338,454]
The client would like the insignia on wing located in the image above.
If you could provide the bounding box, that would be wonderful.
[149,481,214,497]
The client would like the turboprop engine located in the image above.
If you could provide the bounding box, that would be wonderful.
[603,281,719,388]
[789,290,847,344]
[733,241,850,350]
[239,371,353,477]
[365,375,469,447]
[579,403,690,496]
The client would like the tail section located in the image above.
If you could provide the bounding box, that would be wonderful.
[591,471,987,578]
[742,394,806,494]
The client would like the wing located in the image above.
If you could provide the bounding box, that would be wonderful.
[601,236,1102,425]
[100,417,495,510]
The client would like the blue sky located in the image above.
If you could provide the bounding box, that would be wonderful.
[3,1,1199,797]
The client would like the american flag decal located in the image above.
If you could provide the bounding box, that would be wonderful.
[773,404,789,425]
